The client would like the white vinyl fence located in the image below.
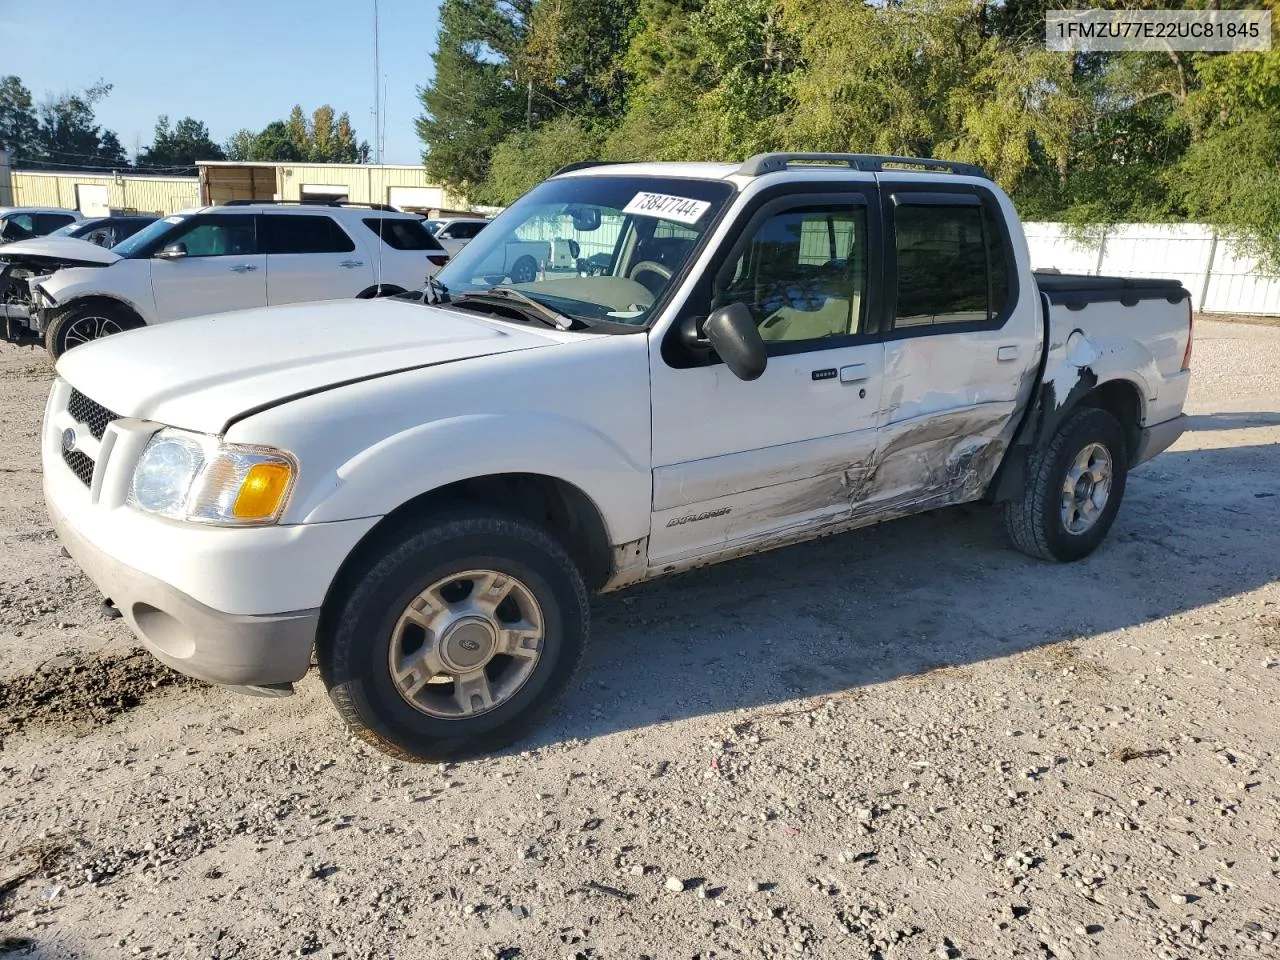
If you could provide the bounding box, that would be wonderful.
[1024,222,1280,316]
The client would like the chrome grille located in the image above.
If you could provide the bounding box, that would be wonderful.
[62,448,94,486]
[67,388,119,441]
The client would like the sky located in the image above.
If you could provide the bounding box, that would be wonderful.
[2,0,443,166]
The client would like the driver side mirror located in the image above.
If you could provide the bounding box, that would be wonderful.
[697,302,767,381]
[155,242,188,260]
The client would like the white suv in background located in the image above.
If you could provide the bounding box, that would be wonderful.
[15,202,449,356]
[424,217,489,258]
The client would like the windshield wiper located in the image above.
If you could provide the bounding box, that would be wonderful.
[474,287,575,330]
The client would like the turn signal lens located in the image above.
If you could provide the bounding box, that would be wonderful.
[233,462,294,519]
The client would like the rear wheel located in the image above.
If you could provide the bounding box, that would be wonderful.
[45,302,143,358]
[509,256,537,284]
[1003,407,1129,562]
[318,510,590,762]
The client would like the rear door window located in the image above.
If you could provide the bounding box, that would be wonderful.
[363,218,444,251]
[892,202,1009,328]
[34,213,77,234]
[262,214,356,254]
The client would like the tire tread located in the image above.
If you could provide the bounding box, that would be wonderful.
[1003,406,1126,562]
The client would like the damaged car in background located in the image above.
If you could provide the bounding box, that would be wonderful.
[43,153,1193,762]
[0,236,119,346]
[3,202,450,357]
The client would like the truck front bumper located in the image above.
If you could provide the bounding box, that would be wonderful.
[41,376,381,688]
[49,495,320,687]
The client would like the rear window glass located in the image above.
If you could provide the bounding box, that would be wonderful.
[363,218,444,251]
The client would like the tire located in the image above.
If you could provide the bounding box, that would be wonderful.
[1003,407,1129,562]
[357,285,407,299]
[509,256,537,284]
[318,510,590,762]
[45,302,143,358]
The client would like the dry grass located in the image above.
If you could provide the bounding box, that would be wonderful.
[1020,640,1110,679]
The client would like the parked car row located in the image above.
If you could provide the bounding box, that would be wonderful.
[2,200,451,356]
[39,154,1194,762]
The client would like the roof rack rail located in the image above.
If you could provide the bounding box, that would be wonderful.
[737,153,990,180]
[219,199,402,212]
[551,160,634,176]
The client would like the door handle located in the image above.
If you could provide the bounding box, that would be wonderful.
[839,364,869,384]
[339,259,364,268]
[229,264,258,273]
[997,345,1019,361]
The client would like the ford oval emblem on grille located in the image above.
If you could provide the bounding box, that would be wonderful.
[61,427,77,453]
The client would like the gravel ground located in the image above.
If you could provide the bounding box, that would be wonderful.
[0,320,1278,960]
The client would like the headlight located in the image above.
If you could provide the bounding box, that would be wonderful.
[127,429,297,525]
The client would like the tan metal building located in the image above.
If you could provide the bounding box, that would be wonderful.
[11,169,200,215]
[197,161,470,215]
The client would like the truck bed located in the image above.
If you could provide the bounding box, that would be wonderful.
[1034,271,1190,309]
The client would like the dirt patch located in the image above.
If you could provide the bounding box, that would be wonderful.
[1018,639,1110,679]
[0,650,201,741]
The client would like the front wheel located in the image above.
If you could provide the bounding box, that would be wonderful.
[318,511,590,762]
[1003,407,1129,562]
[45,302,143,358]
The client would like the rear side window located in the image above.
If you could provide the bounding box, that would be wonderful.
[34,213,77,234]
[445,221,486,240]
[363,217,444,251]
[893,203,1009,328]
[262,214,356,254]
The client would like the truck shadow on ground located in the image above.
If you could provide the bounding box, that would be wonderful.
[1186,412,1280,431]
[528,439,1280,747]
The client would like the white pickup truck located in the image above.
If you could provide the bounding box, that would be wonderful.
[43,154,1192,761]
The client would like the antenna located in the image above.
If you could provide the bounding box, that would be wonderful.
[381,74,388,163]
[372,0,382,164]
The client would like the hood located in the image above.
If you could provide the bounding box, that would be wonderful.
[0,236,120,267]
[56,298,563,434]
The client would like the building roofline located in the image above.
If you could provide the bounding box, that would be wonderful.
[195,161,427,171]
[12,169,198,182]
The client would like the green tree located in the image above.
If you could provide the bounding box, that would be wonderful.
[521,0,640,120]
[247,120,303,161]
[286,104,311,158]
[333,112,370,163]
[0,76,38,160]
[416,0,532,192]
[1176,50,1280,266]
[224,128,256,161]
[138,115,226,172]
[485,115,601,203]
[27,81,128,169]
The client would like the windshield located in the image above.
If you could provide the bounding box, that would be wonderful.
[51,220,97,238]
[434,175,735,326]
[111,215,184,259]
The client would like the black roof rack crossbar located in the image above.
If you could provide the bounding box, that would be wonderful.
[737,153,989,180]
[551,160,636,176]
[219,199,401,212]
